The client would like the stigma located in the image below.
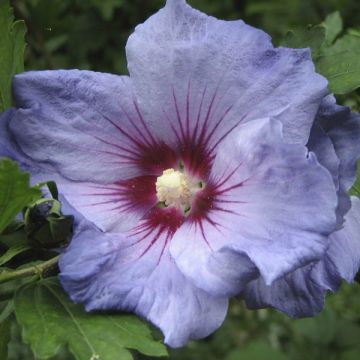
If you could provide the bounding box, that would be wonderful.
[156,168,192,210]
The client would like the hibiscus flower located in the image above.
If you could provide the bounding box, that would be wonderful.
[1,0,360,347]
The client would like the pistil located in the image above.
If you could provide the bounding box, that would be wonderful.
[156,169,191,210]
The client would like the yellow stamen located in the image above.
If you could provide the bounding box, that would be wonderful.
[156,168,191,209]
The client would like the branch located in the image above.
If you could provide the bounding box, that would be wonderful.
[0,255,60,284]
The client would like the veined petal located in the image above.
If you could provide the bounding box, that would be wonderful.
[10,70,176,182]
[59,176,158,232]
[126,0,328,151]
[4,70,182,231]
[59,206,228,348]
[242,196,360,317]
[171,118,337,296]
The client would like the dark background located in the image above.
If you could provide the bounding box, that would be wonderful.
[9,1,360,359]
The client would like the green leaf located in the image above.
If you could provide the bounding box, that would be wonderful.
[283,25,326,56]
[350,160,360,198]
[0,159,42,234]
[0,0,26,111]
[0,245,31,266]
[322,11,343,45]
[0,226,28,248]
[281,12,360,94]
[0,300,13,323]
[15,278,167,360]
[316,34,360,94]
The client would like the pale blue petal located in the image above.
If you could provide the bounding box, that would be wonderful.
[4,71,175,232]
[171,118,337,296]
[308,95,360,226]
[60,209,228,348]
[243,267,325,317]
[11,70,160,182]
[243,197,360,316]
[126,0,328,148]
[312,196,360,290]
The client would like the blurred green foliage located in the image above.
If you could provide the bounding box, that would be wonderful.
[10,0,360,111]
[148,283,360,360]
[10,0,360,73]
[6,0,360,359]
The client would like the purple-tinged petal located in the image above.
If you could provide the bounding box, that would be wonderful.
[312,196,360,290]
[242,267,325,317]
[11,70,177,182]
[58,176,158,232]
[315,96,360,191]
[4,70,184,231]
[0,109,34,169]
[307,95,360,225]
[126,0,328,149]
[59,206,228,348]
[0,108,53,184]
[170,118,337,295]
[0,109,17,160]
[242,196,360,317]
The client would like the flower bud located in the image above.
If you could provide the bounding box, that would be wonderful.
[24,198,73,249]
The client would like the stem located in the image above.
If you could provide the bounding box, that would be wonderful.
[0,255,60,284]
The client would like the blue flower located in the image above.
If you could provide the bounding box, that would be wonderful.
[1,0,360,347]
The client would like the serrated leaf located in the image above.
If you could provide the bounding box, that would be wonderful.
[281,12,360,94]
[283,25,326,56]
[15,278,167,360]
[317,34,360,94]
[0,0,26,111]
[0,160,42,234]
[0,245,31,266]
[322,11,343,45]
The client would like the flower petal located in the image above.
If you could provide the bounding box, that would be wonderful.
[316,96,360,191]
[307,95,360,225]
[0,109,17,159]
[0,108,52,183]
[312,196,360,290]
[242,196,360,317]
[59,210,228,348]
[242,267,325,317]
[3,70,181,231]
[126,0,327,149]
[170,118,337,295]
[10,70,174,182]
[58,176,158,232]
